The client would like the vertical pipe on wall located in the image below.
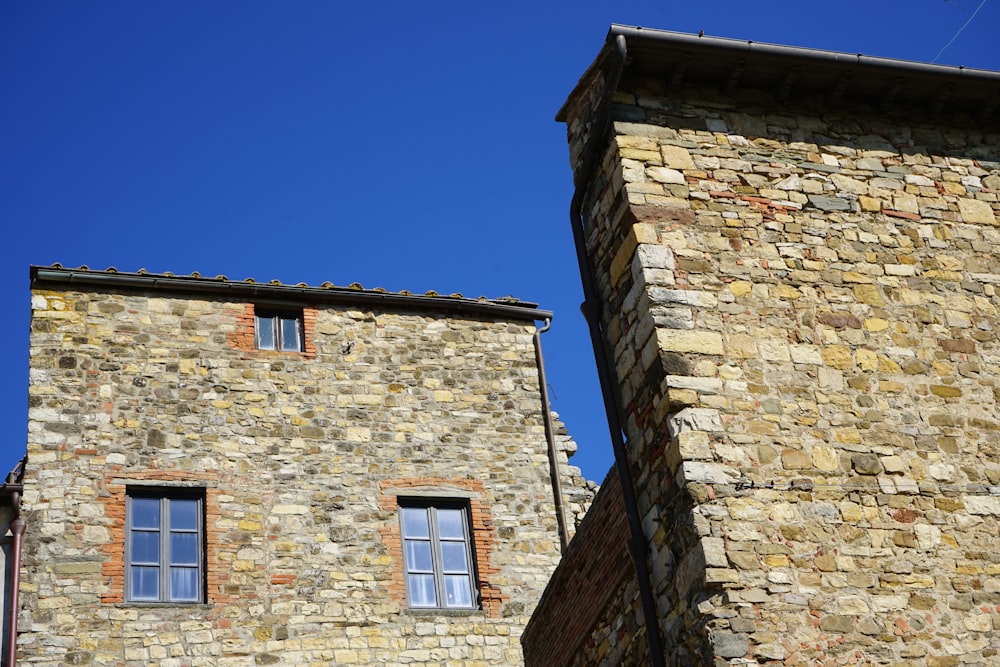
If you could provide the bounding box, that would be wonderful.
[567,33,667,666]
[5,491,23,667]
[534,318,570,552]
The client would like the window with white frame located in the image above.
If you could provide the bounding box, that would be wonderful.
[399,501,477,609]
[254,309,303,352]
[126,489,204,603]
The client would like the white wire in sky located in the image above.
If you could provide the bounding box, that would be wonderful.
[932,0,989,63]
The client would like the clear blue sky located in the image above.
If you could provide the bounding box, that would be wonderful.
[2,1,997,483]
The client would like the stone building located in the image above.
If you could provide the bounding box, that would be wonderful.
[21,264,590,666]
[524,26,1000,666]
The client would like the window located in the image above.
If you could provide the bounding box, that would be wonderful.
[255,310,302,352]
[126,490,204,603]
[399,502,477,609]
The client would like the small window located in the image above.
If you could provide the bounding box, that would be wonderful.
[255,310,302,352]
[399,502,477,609]
[126,490,204,603]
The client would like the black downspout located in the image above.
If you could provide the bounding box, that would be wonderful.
[534,318,570,552]
[6,491,23,667]
[568,34,667,665]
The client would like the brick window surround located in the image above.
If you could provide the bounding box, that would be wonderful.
[378,478,505,618]
[100,470,225,606]
[228,303,317,359]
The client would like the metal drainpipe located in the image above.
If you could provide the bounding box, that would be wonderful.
[533,318,570,552]
[6,491,23,667]
[568,34,666,665]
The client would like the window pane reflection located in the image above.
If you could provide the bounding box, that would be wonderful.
[404,540,433,572]
[444,575,473,608]
[131,498,160,529]
[170,500,198,530]
[131,532,159,564]
[440,542,469,573]
[407,574,437,607]
[170,568,199,602]
[436,509,465,539]
[401,508,429,538]
[131,566,159,601]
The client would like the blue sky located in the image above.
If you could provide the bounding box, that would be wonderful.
[2,1,997,483]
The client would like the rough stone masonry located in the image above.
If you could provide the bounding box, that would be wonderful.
[21,267,592,666]
[525,26,1000,667]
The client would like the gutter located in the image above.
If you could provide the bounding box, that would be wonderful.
[566,34,666,666]
[606,24,1000,79]
[533,319,569,552]
[30,267,552,324]
[2,471,24,667]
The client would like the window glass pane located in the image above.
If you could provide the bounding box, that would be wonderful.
[170,568,199,602]
[440,542,469,573]
[256,316,275,350]
[131,531,160,565]
[404,540,433,572]
[401,508,429,538]
[444,575,474,608]
[170,532,199,566]
[280,317,300,351]
[131,566,159,601]
[436,509,465,539]
[169,499,199,531]
[131,497,161,529]
[407,574,437,607]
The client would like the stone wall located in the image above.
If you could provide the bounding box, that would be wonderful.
[21,275,589,666]
[527,63,1000,665]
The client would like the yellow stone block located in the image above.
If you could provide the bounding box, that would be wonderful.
[930,385,962,398]
[660,144,695,169]
[812,446,839,471]
[821,345,853,370]
[859,195,882,211]
[958,198,997,225]
[864,318,889,332]
[729,281,752,297]
[856,348,877,371]
[853,284,885,306]
[609,228,639,285]
[634,222,658,244]
[774,285,802,300]
[878,356,901,373]
[764,554,789,568]
[835,428,861,444]
[620,148,661,162]
[657,329,724,355]
[879,380,905,393]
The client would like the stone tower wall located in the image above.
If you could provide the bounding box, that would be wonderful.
[528,72,1000,665]
[22,282,587,666]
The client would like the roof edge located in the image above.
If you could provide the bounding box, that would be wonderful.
[607,24,1000,80]
[558,24,1000,123]
[30,266,552,322]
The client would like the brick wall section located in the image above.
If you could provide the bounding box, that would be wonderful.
[227,302,318,359]
[377,477,506,618]
[22,286,590,666]
[521,469,635,666]
[541,67,1000,665]
[97,469,223,606]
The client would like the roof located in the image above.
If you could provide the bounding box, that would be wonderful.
[30,265,551,322]
[558,25,1000,122]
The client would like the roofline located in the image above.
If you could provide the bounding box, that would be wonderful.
[607,24,1000,80]
[557,24,1000,122]
[30,266,553,322]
